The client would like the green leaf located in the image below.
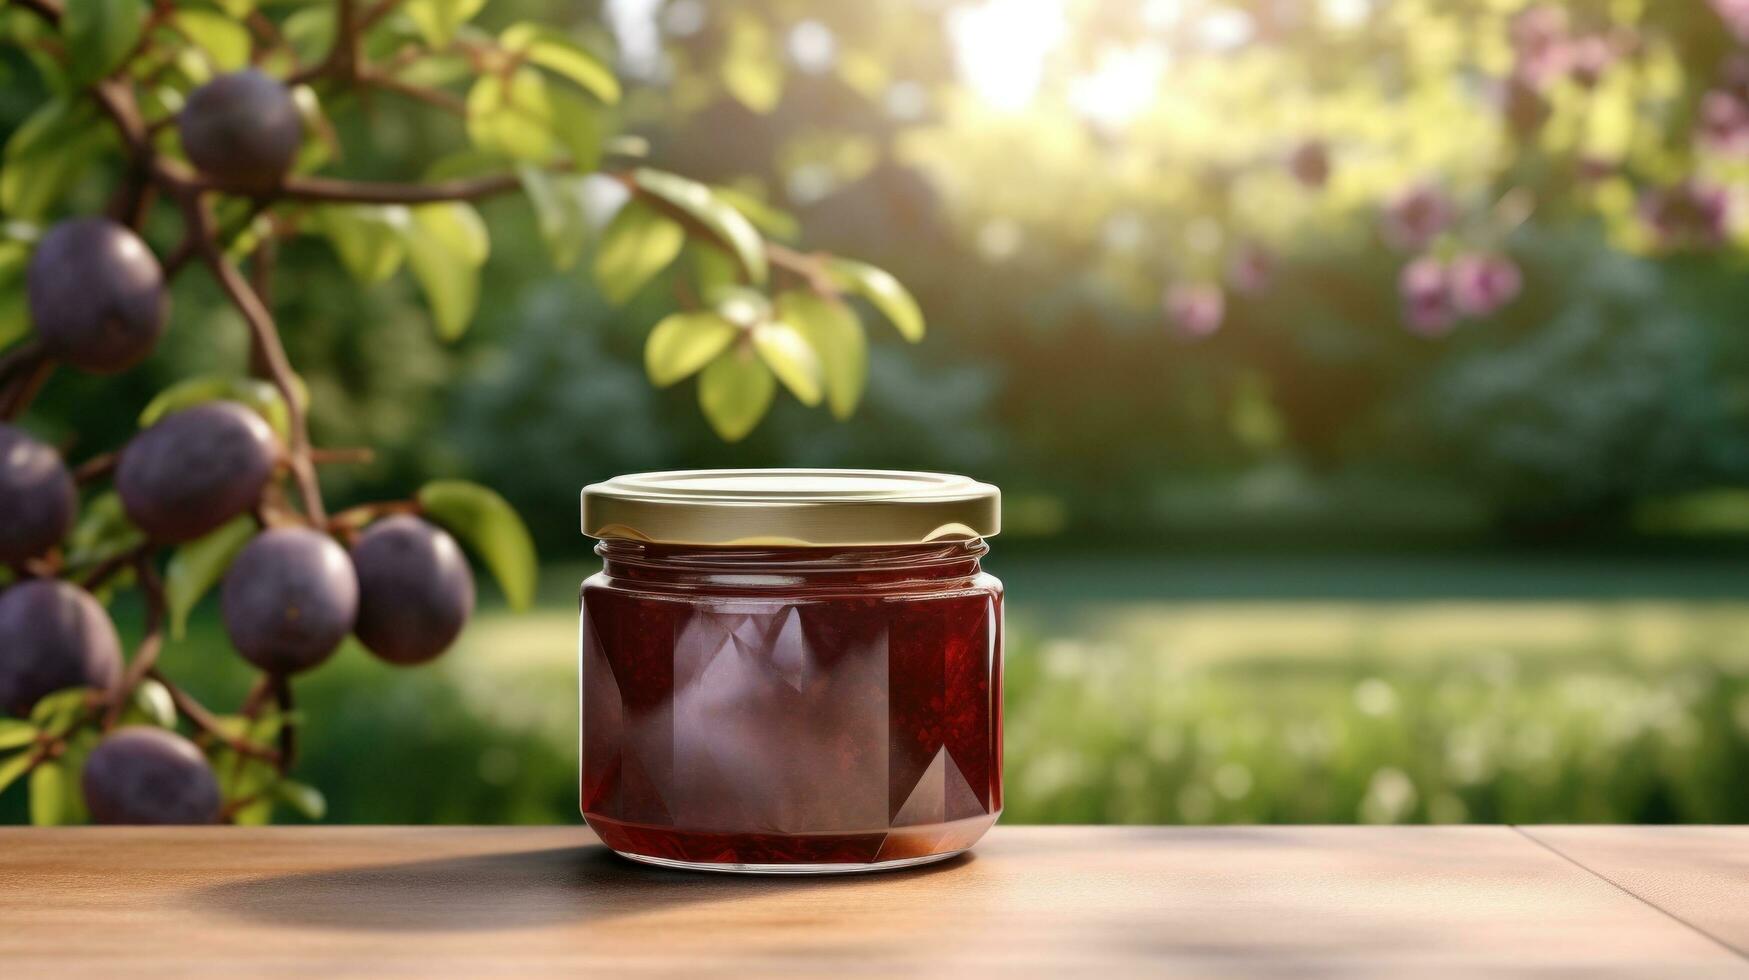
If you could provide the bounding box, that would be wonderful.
[414,201,489,266]
[64,0,147,83]
[140,377,292,440]
[829,258,924,342]
[548,87,605,173]
[751,320,823,407]
[424,149,512,181]
[709,185,800,241]
[289,84,337,173]
[395,53,474,89]
[0,98,109,220]
[720,11,782,113]
[165,517,255,640]
[646,312,738,387]
[250,707,295,743]
[0,287,28,351]
[30,687,92,736]
[29,761,66,825]
[171,10,251,72]
[130,679,177,729]
[417,480,537,610]
[698,348,775,442]
[316,205,409,284]
[689,243,742,303]
[500,23,620,103]
[55,729,94,824]
[210,715,250,742]
[67,491,145,566]
[779,291,867,419]
[0,239,29,280]
[0,750,35,794]
[211,0,255,18]
[404,0,485,48]
[283,7,336,68]
[272,778,327,821]
[712,286,769,329]
[399,204,486,341]
[632,168,768,285]
[466,68,553,162]
[0,719,38,751]
[518,166,590,271]
[594,200,684,304]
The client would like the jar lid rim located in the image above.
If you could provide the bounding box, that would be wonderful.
[581,469,1000,546]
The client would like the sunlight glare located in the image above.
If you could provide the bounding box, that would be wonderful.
[1320,0,1373,31]
[1069,43,1170,129]
[948,0,1069,112]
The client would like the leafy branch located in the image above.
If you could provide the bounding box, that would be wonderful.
[0,0,925,824]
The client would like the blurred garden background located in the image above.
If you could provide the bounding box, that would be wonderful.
[7,0,1749,824]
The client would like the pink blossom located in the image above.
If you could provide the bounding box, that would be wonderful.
[1712,0,1749,44]
[1165,283,1226,339]
[1381,184,1453,252]
[1226,242,1274,294]
[1399,257,1457,337]
[1448,253,1523,317]
[1510,6,1571,88]
[1566,35,1617,89]
[1699,89,1749,156]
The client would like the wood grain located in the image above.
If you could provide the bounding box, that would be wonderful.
[0,826,1745,978]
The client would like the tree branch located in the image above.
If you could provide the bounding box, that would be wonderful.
[356,69,466,115]
[73,451,118,484]
[148,668,281,764]
[0,356,55,422]
[270,673,296,771]
[271,171,528,204]
[181,192,326,523]
[102,556,165,728]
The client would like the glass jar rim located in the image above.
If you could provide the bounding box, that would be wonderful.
[581,469,1000,546]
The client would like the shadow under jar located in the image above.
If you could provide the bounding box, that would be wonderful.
[579,470,1003,874]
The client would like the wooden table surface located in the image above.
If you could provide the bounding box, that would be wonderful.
[2,825,1746,977]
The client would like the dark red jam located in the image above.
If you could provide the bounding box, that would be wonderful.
[580,539,1002,869]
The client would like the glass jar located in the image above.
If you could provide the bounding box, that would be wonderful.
[579,470,1002,874]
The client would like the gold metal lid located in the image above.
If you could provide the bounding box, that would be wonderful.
[581,469,1000,546]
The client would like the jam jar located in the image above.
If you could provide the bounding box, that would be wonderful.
[579,470,1003,874]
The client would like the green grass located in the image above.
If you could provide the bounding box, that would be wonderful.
[9,553,1748,825]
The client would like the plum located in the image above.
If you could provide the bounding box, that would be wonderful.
[82,726,222,825]
[0,580,123,717]
[351,515,475,665]
[179,69,303,189]
[0,424,76,562]
[116,401,278,543]
[28,218,168,374]
[221,527,358,674]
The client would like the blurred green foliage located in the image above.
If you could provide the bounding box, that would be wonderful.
[11,0,1749,552]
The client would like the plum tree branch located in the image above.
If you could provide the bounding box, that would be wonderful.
[270,171,529,203]
[148,668,281,764]
[181,192,327,524]
[102,557,165,728]
[356,69,467,115]
[270,673,296,771]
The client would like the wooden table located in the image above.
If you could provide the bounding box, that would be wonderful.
[2,826,1745,977]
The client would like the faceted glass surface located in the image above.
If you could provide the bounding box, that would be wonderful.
[580,541,1003,868]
